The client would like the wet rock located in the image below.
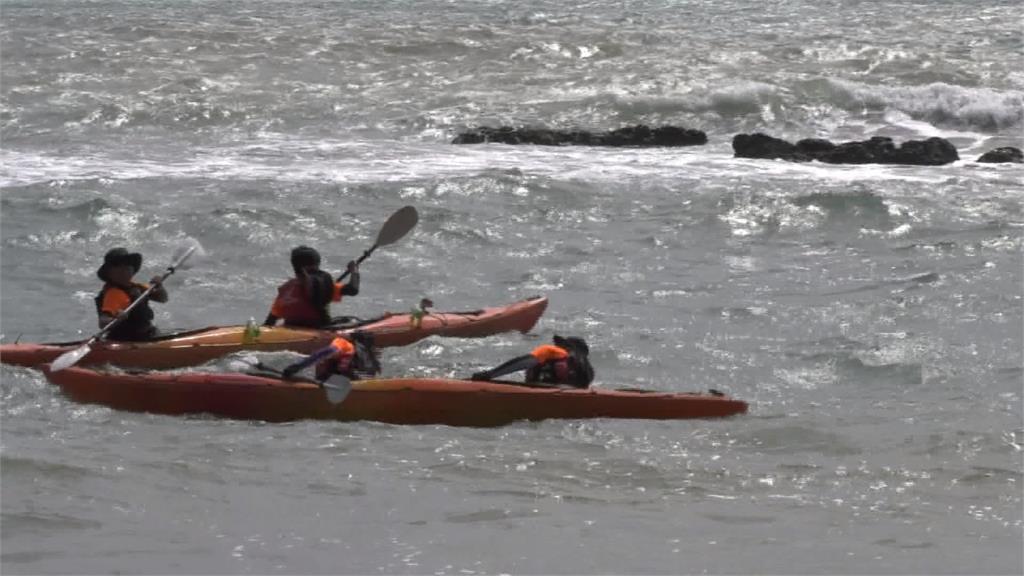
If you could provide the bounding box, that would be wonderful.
[732,133,807,161]
[733,133,959,165]
[602,125,707,146]
[821,136,898,164]
[976,147,1023,163]
[452,125,707,147]
[795,138,836,155]
[881,137,959,166]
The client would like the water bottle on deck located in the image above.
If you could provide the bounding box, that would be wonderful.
[243,317,260,344]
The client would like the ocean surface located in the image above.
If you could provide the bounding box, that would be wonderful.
[1,0,1022,574]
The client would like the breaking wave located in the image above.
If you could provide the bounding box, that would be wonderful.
[826,79,1023,132]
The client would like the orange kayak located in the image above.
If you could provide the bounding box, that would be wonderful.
[0,296,547,370]
[42,366,748,427]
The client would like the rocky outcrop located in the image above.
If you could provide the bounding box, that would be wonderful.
[732,133,806,160]
[976,147,1023,163]
[733,133,959,166]
[453,125,708,147]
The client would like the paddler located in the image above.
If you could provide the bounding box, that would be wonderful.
[94,247,168,341]
[471,335,594,388]
[263,246,360,328]
[281,331,380,381]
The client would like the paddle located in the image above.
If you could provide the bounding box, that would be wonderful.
[50,239,204,372]
[320,374,354,405]
[239,358,352,405]
[336,205,418,282]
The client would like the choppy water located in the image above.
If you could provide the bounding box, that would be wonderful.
[2,0,1022,574]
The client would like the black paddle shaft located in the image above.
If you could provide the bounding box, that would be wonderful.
[335,246,374,282]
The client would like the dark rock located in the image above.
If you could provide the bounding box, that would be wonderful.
[452,125,707,147]
[977,147,1023,163]
[603,125,708,146]
[733,133,959,166]
[795,138,836,155]
[820,136,898,164]
[891,137,959,166]
[731,133,807,161]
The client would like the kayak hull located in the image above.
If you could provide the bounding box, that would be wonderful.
[0,297,547,370]
[43,367,748,427]
[340,296,547,347]
[2,326,335,371]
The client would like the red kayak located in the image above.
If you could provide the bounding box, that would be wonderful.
[0,296,547,370]
[42,366,747,427]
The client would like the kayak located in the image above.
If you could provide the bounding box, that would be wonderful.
[0,296,547,370]
[42,366,748,427]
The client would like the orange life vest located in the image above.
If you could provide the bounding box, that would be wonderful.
[270,276,346,328]
[528,344,571,382]
[531,344,569,363]
[315,337,356,380]
[94,282,155,341]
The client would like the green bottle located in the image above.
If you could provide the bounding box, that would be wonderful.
[243,317,260,344]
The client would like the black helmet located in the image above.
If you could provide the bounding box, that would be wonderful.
[290,245,321,274]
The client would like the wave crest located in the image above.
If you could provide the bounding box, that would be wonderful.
[827,79,1023,132]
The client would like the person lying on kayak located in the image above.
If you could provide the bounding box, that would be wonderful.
[281,331,380,381]
[471,335,594,388]
[263,245,360,328]
[94,247,169,341]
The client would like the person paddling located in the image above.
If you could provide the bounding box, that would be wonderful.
[281,331,380,381]
[471,335,594,388]
[94,247,168,341]
[263,246,360,328]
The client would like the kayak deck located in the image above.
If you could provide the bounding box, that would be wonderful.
[0,296,547,369]
[43,367,748,427]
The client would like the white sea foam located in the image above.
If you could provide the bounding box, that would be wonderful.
[828,79,1024,132]
[1,138,1015,191]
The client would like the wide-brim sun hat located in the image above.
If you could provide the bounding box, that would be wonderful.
[97,247,142,281]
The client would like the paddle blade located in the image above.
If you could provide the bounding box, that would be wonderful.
[374,206,418,247]
[322,374,353,404]
[50,343,92,372]
[171,238,206,271]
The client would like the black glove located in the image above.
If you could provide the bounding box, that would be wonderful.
[282,365,300,379]
[471,371,490,381]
